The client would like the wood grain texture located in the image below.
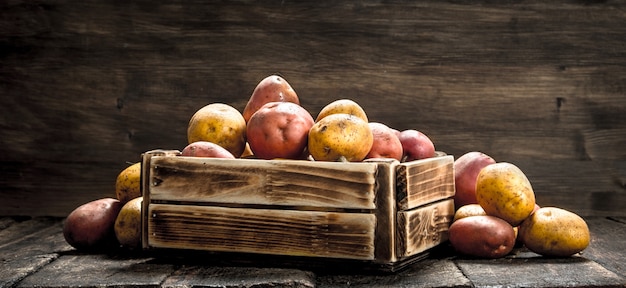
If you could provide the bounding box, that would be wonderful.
[18,254,177,288]
[161,266,316,288]
[147,152,379,210]
[147,204,377,260]
[582,217,626,278]
[396,155,455,210]
[396,199,454,259]
[0,217,71,288]
[455,257,625,288]
[1,0,625,216]
[370,158,398,263]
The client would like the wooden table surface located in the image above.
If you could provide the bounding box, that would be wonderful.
[2,216,624,288]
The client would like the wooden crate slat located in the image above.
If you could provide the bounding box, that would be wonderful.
[149,154,379,210]
[147,204,377,260]
[396,156,455,210]
[396,199,455,259]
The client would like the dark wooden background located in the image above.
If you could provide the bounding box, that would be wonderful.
[1,0,624,217]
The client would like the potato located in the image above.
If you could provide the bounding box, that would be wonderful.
[519,207,590,257]
[364,122,403,161]
[308,113,373,162]
[243,75,300,122]
[240,142,254,158]
[115,162,141,204]
[516,204,541,246]
[114,197,143,249]
[397,129,435,162]
[453,151,496,209]
[246,101,314,160]
[475,162,536,226]
[187,103,247,157]
[453,204,487,222]
[315,99,368,122]
[63,198,122,251]
[181,141,235,158]
[449,215,516,258]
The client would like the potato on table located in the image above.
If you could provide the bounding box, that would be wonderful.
[449,215,516,258]
[63,198,122,251]
[519,207,590,257]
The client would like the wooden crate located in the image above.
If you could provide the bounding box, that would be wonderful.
[141,150,455,270]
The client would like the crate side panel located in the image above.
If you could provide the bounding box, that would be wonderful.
[396,199,454,259]
[370,160,397,263]
[147,204,377,260]
[148,156,379,209]
[396,156,455,210]
[142,150,181,249]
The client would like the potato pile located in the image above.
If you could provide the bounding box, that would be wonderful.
[63,74,437,252]
[63,163,144,251]
[63,74,591,259]
[450,152,590,258]
[184,75,436,163]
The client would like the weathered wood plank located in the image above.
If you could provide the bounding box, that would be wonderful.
[396,155,455,210]
[316,259,471,288]
[581,217,626,278]
[0,217,64,248]
[396,199,454,259]
[0,217,21,231]
[147,204,377,260]
[17,254,177,288]
[161,266,315,288]
[1,0,625,217]
[456,256,625,288]
[370,159,397,263]
[0,217,71,288]
[148,154,379,210]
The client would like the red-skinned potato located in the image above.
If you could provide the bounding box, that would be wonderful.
[243,75,300,122]
[391,128,401,138]
[453,151,496,209]
[398,129,435,162]
[449,215,516,258]
[181,141,236,158]
[246,101,314,160]
[63,198,123,251]
[365,122,403,161]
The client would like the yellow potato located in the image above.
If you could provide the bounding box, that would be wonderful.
[114,197,143,249]
[115,162,141,204]
[453,204,487,222]
[187,103,247,157]
[475,162,536,226]
[519,207,590,257]
[240,142,254,158]
[315,99,368,122]
[308,113,373,162]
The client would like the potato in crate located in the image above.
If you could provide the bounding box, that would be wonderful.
[141,149,455,271]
